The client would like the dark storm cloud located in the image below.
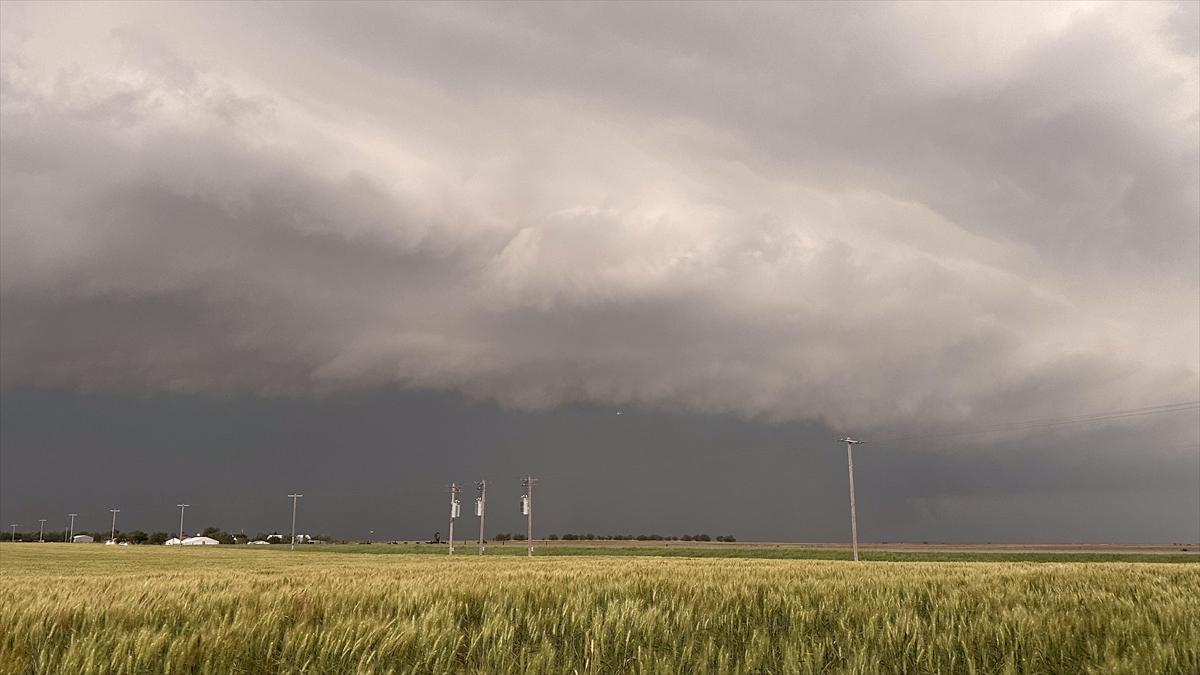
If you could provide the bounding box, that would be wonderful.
[2,388,1195,543]
[1,2,1197,437]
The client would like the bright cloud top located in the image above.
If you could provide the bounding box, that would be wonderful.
[1,2,1197,434]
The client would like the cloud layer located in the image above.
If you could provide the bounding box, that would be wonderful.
[2,2,1197,434]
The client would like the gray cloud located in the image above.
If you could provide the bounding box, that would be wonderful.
[1,1,1197,440]
[2,387,1195,543]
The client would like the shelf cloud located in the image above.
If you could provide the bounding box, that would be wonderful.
[2,2,1197,436]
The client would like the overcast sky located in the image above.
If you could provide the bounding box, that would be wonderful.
[1,2,1197,543]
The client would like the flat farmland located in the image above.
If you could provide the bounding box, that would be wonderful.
[288,540,1200,563]
[1,544,1197,674]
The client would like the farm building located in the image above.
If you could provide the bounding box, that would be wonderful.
[164,538,183,545]
[181,536,219,545]
[72,534,93,543]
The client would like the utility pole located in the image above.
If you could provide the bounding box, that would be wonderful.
[8,524,16,541]
[448,483,461,555]
[109,509,120,542]
[177,504,189,541]
[476,480,487,555]
[38,519,46,543]
[839,437,864,562]
[521,476,537,556]
[288,494,303,551]
[67,513,77,542]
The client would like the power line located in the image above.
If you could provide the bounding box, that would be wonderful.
[872,400,1199,445]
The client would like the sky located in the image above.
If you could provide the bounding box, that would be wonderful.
[1,1,1197,543]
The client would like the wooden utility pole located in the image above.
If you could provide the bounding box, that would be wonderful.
[448,483,461,555]
[476,480,487,555]
[288,494,303,551]
[521,476,538,556]
[840,438,864,562]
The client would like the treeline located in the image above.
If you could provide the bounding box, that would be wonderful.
[492,533,736,542]
[1,528,335,544]
[0,531,73,542]
[1,529,226,544]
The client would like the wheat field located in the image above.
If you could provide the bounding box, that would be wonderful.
[1,544,1196,674]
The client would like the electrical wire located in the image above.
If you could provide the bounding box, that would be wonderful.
[870,400,1200,445]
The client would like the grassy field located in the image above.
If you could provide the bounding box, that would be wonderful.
[1,544,1197,674]
[287,542,1200,564]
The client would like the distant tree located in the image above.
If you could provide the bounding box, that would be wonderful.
[201,527,236,545]
[125,530,149,545]
[512,533,527,541]
[149,532,170,545]
[494,533,511,541]
[681,535,693,541]
[547,534,559,540]
[695,534,711,542]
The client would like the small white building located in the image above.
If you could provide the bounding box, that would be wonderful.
[164,537,183,546]
[181,536,220,546]
[247,540,270,545]
[72,534,94,543]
